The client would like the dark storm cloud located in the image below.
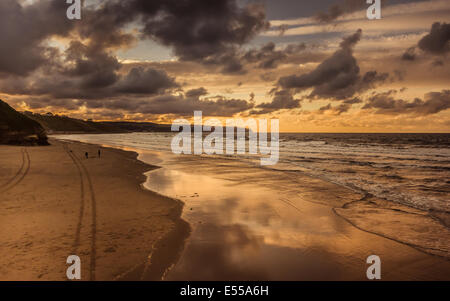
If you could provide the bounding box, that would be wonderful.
[0,62,178,100]
[362,90,450,115]
[185,87,209,98]
[0,0,73,76]
[400,22,450,63]
[75,0,269,74]
[0,0,128,98]
[315,4,343,23]
[319,103,332,111]
[314,0,390,23]
[251,89,301,114]
[432,59,444,67]
[418,22,450,55]
[318,103,352,115]
[81,93,254,117]
[343,97,362,104]
[27,97,81,111]
[136,0,269,62]
[201,49,247,74]
[114,67,179,94]
[278,30,362,94]
[314,0,366,23]
[144,95,254,116]
[243,42,306,69]
[62,41,122,90]
[203,40,307,74]
[335,103,352,113]
[0,0,180,103]
[77,2,136,50]
[7,88,254,117]
[247,30,390,115]
[85,0,268,70]
[260,72,277,82]
[401,47,416,61]
[277,30,388,100]
[1,0,270,77]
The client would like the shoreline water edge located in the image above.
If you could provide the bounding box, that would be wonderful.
[52,133,450,280]
[1,134,449,280]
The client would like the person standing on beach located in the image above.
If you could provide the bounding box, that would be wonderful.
[85,152,88,159]
[98,149,101,158]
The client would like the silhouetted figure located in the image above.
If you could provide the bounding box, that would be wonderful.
[98,149,101,158]
[85,152,88,159]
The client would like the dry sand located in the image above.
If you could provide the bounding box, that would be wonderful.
[0,139,188,280]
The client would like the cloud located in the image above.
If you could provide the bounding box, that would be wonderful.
[185,87,209,98]
[62,41,122,90]
[277,30,362,95]
[149,1,268,59]
[401,47,416,61]
[400,22,450,63]
[9,84,254,118]
[318,103,352,115]
[201,49,247,74]
[88,0,269,74]
[277,30,388,100]
[82,93,254,117]
[250,30,391,115]
[243,42,306,69]
[203,40,307,74]
[432,59,444,67]
[0,0,74,76]
[104,0,270,66]
[0,60,178,100]
[314,0,367,23]
[418,22,450,54]
[18,97,81,111]
[0,0,270,78]
[114,67,178,94]
[0,0,261,119]
[266,0,450,39]
[251,89,301,114]
[343,97,362,104]
[362,89,450,115]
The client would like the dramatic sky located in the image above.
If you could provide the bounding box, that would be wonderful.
[1,0,449,132]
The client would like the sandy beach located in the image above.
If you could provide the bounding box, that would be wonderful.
[1,135,449,281]
[0,139,188,280]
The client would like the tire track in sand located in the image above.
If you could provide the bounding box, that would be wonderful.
[0,148,25,189]
[64,144,85,255]
[1,148,30,193]
[64,143,97,280]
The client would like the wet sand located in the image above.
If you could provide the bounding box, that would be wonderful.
[140,152,450,280]
[0,139,188,280]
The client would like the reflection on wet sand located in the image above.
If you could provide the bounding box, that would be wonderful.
[142,153,450,280]
[51,134,450,280]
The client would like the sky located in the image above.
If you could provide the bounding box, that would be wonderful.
[0,0,449,132]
